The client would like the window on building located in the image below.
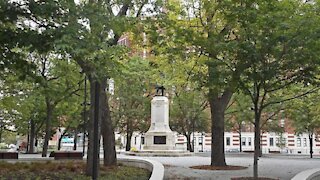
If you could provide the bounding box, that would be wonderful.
[248,137,252,146]
[276,137,286,147]
[270,137,274,146]
[226,137,230,146]
[242,137,246,146]
[141,137,145,145]
[134,136,137,145]
[303,138,307,147]
[297,138,301,147]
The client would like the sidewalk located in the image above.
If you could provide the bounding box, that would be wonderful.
[10,153,320,180]
[118,154,320,180]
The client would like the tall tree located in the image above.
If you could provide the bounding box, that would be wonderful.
[226,93,284,153]
[286,88,320,158]
[145,0,243,166]
[112,57,151,151]
[170,90,209,152]
[233,1,320,178]
[57,0,159,175]
[225,93,253,152]
[26,53,82,157]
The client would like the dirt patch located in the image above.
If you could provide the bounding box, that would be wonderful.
[190,165,247,170]
[231,177,279,180]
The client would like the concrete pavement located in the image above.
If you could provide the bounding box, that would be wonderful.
[118,153,320,180]
[7,152,320,180]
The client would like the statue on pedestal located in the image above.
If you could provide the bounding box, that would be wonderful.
[155,85,165,96]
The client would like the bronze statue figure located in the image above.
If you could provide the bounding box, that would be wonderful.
[155,85,165,96]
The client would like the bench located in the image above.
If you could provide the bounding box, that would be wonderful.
[243,150,254,153]
[0,152,18,159]
[51,151,83,160]
[269,150,280,154]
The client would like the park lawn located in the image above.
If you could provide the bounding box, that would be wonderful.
[0,161,150,180]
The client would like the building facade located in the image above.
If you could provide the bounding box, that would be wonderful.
[125,131,320,155]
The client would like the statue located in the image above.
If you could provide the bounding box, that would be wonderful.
[155,85,165,96]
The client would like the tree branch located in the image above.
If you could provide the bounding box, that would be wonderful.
[262,87,320,109]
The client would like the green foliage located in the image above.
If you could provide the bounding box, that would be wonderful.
[236,1,320,99]
[112,57,151,133]
[225,93,253,132]
[285,88,320,135]
[170,90,209,134]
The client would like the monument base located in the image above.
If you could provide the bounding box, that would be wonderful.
[143,131,175,151]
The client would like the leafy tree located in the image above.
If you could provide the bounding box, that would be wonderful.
[111,57,151,151]
[144,0,246,166]
[55,89,84,151]
[225,93,253,152]
[56,0,161,175]
[1,52,82,155]
[226,93,285,153]
[24,52,83,157]
[233,1,320,178]
[0,1,33,75]
[170,90,209,152]
[286,89,320,158]
[0,0,82,155]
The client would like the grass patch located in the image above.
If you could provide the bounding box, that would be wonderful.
[0,161,150,180]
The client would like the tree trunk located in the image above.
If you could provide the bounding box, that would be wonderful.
[309,133,313,159]
[86,77,103,175]
[209,89,233,166]
[35,135,38,147]
[101,78,117,166]
[28,119,35,153]
[83,131,86,156]
[42,98,53,157]
[259,134,263,157]
[0,118,3,143]
[239,130,242,152]
[73,128,78,150]
[185,133,193,152]
[253,112,261,179]
[125,129,133,151]
[58,134,63,151]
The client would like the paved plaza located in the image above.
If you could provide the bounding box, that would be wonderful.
[14,152,320,180]
[118,153,320,180]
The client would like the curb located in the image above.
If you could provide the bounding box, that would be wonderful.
[291,168,320,180]
[118,158,164,180]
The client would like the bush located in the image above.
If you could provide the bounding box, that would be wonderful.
[130,147,138,152]
[0,143,8,149]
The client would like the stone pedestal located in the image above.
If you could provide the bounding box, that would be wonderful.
[144,96,175,150]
